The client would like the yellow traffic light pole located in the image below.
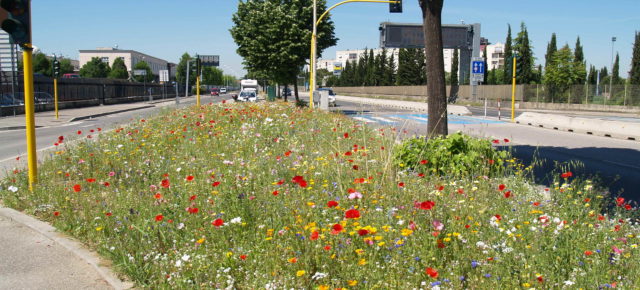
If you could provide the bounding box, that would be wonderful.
[196,75,200,106]
[309,0,399,108]
[54,77,58,119]
[23,44,37,190]
[511,55,516,122]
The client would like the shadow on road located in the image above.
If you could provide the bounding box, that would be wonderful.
[508,145,640,201]
[337,110,372,116]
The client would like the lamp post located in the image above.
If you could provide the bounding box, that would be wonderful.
[609,36,616,103]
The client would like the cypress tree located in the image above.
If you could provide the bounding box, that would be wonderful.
[450,49,459,86]
[415,48,427,85]
[396,48,412,85]
[612,53,621,85]
[366,49,376,86]
[483,45,488,83]
[574,37,586,84]
[630,31,640,85]
[385,52,396,86]
[545,33,557,68]
[514,22,534,84]
[503,24,513,84]
[587,65,597,85]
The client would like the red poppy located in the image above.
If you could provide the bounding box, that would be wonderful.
[284,151,292,157]
[53,211,60,216]
[426,267,438,278]
[327,200,338,208]
[154,193,162,199]
[103,182,110,187]
[354,178,365,184]
[161,179,170,188]
[418,173,425,178]
[212,218,224,227]
[488,159,495,165]
[504,138,510,143]
[310,231,319,240]
[504,191,511,198]
[155,214,164,222]
[533,202,540,206]
[616,197,625,207]
[560,171,573,179]
[436,185,444,191]
[58,136,64,142]
[239,254,247,260]
[352,165,359,170]
[492,139,500,144]
[332,223,344,232]
[420,159,428,165]
[77,130,82,135]
[625,204,632,210]
[73,184,81,192]
[292,176,307,187]
[344,133,349,138]
[85,178,96,183]
[498,184,506,191]
[324,245,332,251]
[420,201,435,210]
[272,190,279,196]
[464,224,471,229]
[584,250,593,256]
[187,207,199,214]
[212,181,221,187]
[186,175,194,181]
[358,229,369,236]
[105,212,112,217]
[345,209,360,219]
[494,214,502,221]
[457,188,464,194]
[344,151,352,156]
[276,179,285,185]
[398,182,405,188]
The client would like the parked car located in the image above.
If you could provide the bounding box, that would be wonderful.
[237,90,257,102]
[34,92,54,104]
[62,73,80,78]
[282,87,292,97]
[211,88,220,96]
[220,87,227,93]
[0,92,52,106]
[0,94,23,107]
[316,87,336,107]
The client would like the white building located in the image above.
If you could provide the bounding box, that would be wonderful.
[78,47,175,77]
[485,42,505,70]
[321,47,462,73]
[0,30,18,73]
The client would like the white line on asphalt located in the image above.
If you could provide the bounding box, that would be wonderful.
[352,117,374,123]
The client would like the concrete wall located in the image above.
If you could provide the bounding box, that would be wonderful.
[520,102,640,114]
[333,85,524,101]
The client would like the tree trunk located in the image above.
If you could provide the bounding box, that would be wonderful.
[293,81,300,102]
[420,0,447,137]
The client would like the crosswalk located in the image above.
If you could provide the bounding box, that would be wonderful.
[350,113,504,126]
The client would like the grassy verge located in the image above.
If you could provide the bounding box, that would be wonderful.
[1,101,638,288]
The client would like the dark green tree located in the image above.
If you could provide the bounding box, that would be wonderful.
[573,37,586,84]
[419,0,447,136]
[79,57,110,78]
[132,61,153,82]
[545,33,557,69]
[587,65,598,84]
[366,49,376,86]
[600,67,609,85]
[203,67,224,85]
[503,24,513,84]
[396,48,411,85]
[482,45,488,83]
[415,48,426,85]
[231,0,337,100]
[108,57,129,79]
[449,48,459,98]
[514,22,534,84]
[384,53,396,86]
[33,53,51,76]
[544,44,577,100]
[631,31,640,85]
[612,53,621,85]
[176,53,196,88]
[59,59,75,75]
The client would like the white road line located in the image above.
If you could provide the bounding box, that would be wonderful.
[80,124,95,128]
[352,117,374,123]
[0,144,58,164]
[370,117,395,123]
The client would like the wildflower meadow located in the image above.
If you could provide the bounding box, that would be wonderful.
[1,101,639,288]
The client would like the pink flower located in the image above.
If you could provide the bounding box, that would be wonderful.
[432,220,444,231]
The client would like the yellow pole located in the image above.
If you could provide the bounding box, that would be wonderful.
[196,76,200,106]
[54,78,58,119]
[309,34,315,108]
[23,45,37,190]
[511,55,516,122]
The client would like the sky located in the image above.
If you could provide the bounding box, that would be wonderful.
[32,0,639,78]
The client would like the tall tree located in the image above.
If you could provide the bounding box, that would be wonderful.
[108,57,129,79]
[384,53,396,86]
[176,53,196,89]
[545,33,557,69]
[396,48,410,85]
[482,45,488,83]
[514,22,534,84]
[33,53,51,76]
[132,61,153,82]
[231,0,337,100]
[612,53,621,85]
[366,49,376,86]
[544,44,577,101]
[631,31,640,85]
[503,24,513,84]
[79,57,110,78]
[573,36,586,84]
[419,0,447,136]
[587,65,598,84]
[415,48,427,85]
[59,59,75,75]
[449,48,459,97]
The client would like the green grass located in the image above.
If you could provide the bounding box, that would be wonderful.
[1,101,639,288]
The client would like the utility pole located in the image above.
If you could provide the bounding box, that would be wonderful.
[185,60,190,98]
[609,36,616,103]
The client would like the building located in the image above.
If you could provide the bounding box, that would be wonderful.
[485,42,505,70]
[0,30,18,73]
[78,47,175,78]
[322,47,463,73]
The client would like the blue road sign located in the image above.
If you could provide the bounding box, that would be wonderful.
[472,61,485,74]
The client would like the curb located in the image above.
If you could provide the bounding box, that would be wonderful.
[69,105,155,122]
[335,95,472,116]
[515,112,640,141]
[0,207,134,289]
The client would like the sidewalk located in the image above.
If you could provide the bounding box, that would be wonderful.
[0,97,189,289]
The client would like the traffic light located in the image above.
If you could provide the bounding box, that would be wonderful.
[53,58,60,78]
[0,0,31,47]
[389,0,402,13]
[196,57,202,75]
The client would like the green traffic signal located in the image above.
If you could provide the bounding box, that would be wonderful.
[0,0,31,46]
[53,59,60,77]
[389,0,402,13]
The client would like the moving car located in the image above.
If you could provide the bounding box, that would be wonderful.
[210,88,220,96]
[316,87,336,107]
[62,73,80,78]
[237,90,257,102]
[220,87,227,93]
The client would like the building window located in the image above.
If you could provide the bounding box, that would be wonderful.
[349,53,357,60]
[101,57,109,63]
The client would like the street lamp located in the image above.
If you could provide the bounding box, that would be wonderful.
[609,36,616,102]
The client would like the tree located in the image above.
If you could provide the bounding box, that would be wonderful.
[482,45,488,83]
[514,22,534,84]
[544,45,577,101]
[449,48,459,98]
[631,31,640,85]
[545,33,557,69]
[109,57,129,79]
[587,65,598,84]
[203,67,224,85]
[503,24,513,84]
[59,59,75,75]
[176,53,196,89]
[132,61,153,82]
[414,48,427,85]
[612,53,621,85]
[573,36,586,84]
[79,57,110,78]
[419,0,447,137]
[33,53,51,76]
[231,0,337,101]
[384,53,396,86]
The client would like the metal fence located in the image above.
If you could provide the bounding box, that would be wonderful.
[522,84,640,107]
[1,74,184,116]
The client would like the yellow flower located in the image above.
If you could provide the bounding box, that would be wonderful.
[318,286,329,290]
[355,249,364,255]
[95,227,103,231]
[358,258,367,265]
[196,238,205,244]
[347,280,358,286]
[296,270,306,277]
[401,228,413,236]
